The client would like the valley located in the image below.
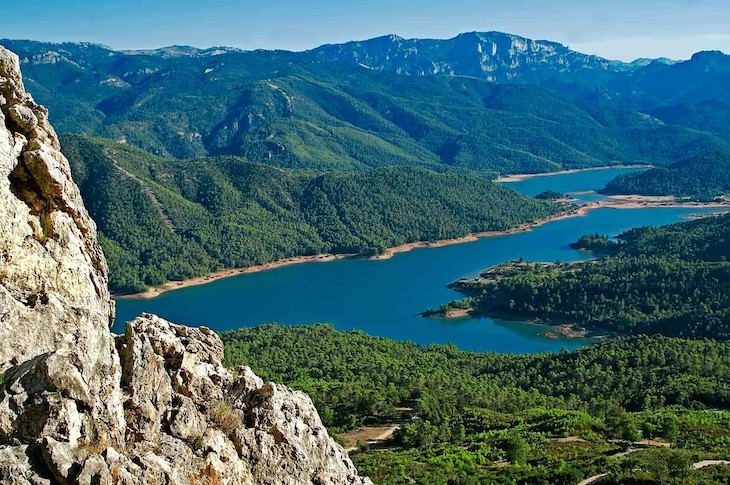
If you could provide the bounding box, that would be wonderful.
[3,20,730,483]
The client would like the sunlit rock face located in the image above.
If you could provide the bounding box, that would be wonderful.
[0,45,125,459]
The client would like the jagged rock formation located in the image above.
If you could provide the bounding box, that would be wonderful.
[0,45,370,485]
[0,44,126,461]
[310,31,628,83]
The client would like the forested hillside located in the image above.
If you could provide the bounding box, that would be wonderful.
[435,212,730,339]
[62,135,561,293]
[603,150,730,200]
[223,324,730,484]
[2,39,726,175]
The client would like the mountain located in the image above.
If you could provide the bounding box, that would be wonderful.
[310,31,632,83]
[0,45,370,484]
[603,150,730,200]
[0,38,725,174]
[610,51,730,108]
[628,57,679,68]
[311,34,730,123]
[61,135,561,293]
[311,34,730,108]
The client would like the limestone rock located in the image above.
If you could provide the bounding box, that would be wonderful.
[0,44,371,484]
[0,445,53,484]
[232,381,367,484]
[0,47,115,372]
[0,45,124,452]
[115,314,370,484]
[41,437,80,483]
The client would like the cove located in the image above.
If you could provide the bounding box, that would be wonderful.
[499,166,646,201]
[115,167,714,353]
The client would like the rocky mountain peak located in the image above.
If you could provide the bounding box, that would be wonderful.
[0,45,370,484]
[689,50,730,67]
[310,31,624,82]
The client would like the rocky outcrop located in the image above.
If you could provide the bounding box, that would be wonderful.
[0,45,370,484]
[0,44,126,460]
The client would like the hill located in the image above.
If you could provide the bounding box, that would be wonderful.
[1,38,726,174]
[603,151,730,200]
[62,135,562,293]
[223,323,730,484]
[432,212,730,339]
[645,100,730,138]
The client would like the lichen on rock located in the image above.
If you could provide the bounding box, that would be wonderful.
[0,45,371,485]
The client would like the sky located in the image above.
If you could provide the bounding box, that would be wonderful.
[3,0,730,61]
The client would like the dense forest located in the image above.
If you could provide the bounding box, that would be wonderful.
[222,324,730,484]
[603,150,730,200]
[434,212,730,339]
[62,135,562,293]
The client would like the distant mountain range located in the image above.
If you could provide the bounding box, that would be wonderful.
[311,32,730,107]
[310,32,631,83]
[0,32,728,175]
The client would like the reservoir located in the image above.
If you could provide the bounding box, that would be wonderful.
[116,167,714,353]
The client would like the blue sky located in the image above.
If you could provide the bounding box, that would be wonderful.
[3,0,730,60]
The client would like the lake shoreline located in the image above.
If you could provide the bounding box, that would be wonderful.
[368,209,583,261]
[115,198,729,301]
[422,305,606,341]
[115,207,584,300]
[114,253,355,300]
[495,164,652,183]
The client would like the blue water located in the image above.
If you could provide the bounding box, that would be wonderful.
[501,166,647,203]
[115,167,712,353]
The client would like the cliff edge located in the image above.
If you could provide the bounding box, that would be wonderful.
[0,45,370,485]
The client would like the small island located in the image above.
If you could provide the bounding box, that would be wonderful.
[535,190,568,200]
[420,298,473,318]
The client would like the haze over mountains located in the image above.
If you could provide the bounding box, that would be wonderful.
[1,32,729,174]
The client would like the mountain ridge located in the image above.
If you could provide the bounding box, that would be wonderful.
[309,30,634,83]
[10,30,718,63]
[1,36,726,173]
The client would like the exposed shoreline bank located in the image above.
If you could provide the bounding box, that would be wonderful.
[495,164,652,183]
[115,207,584,300]
[114,254,353,300]
[115,197,728,301]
